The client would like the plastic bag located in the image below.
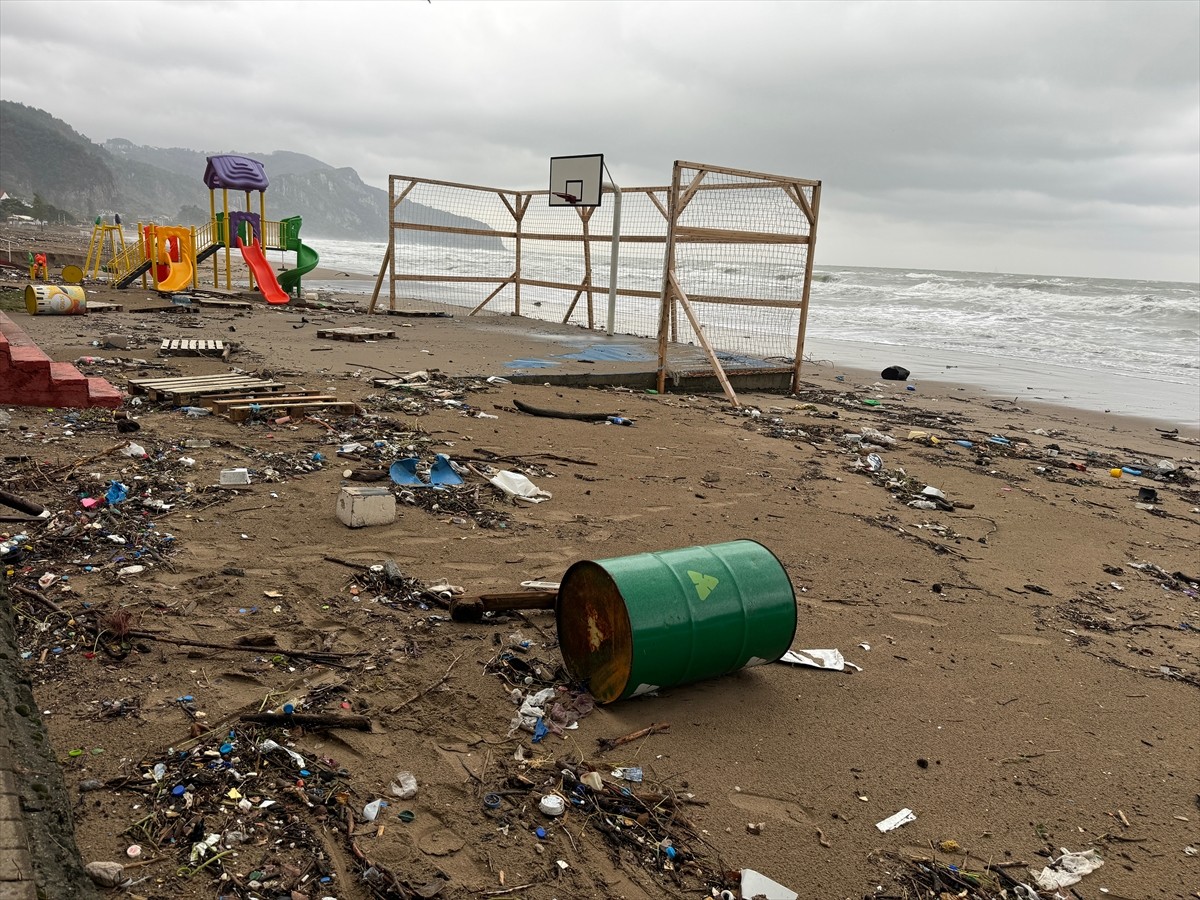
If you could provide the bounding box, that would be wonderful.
[488,470,552,504]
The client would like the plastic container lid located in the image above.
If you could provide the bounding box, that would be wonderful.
[539,795,566,817]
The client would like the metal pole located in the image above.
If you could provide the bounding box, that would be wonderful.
[603,171,621,336]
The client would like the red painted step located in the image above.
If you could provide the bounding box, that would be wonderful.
[0,311,123,409]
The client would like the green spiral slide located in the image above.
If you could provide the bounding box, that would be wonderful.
[277,216,319,296]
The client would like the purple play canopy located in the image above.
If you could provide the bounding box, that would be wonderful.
[203,155,269,191]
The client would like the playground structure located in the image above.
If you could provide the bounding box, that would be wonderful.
[27,251,48,281]
[91,156,318,302]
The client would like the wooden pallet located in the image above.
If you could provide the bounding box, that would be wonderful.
[160,338,228,357]
[383,309,451,319]
[127,373,285,403]
[194,298,253,310]
[316,326,397,342]
[210,392,360,423]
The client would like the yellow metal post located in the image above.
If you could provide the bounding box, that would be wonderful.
[222,189,231,291]
[209,189,218,288]
[244,190,255,292]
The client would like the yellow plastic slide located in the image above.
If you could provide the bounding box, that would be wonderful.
[157,254,194,292]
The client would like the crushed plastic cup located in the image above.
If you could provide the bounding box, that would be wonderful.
[390,771,418,799]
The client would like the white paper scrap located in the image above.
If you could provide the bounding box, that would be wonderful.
[740,869,798,900]
[875,808,917,832]
[778,649,861,672]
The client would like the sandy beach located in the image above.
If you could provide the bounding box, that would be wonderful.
[1,228,1198,900]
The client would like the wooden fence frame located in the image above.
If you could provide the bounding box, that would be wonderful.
[369,162,821,405]
[657,161,822,403]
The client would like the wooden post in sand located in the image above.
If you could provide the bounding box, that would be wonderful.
[791,180,821,393]
[656,163,684,395]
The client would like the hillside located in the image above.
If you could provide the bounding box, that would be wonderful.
[0,102,118,216]
[0,101,501,247]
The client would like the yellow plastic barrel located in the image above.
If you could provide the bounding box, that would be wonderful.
[556,540,797,703]
[25,284,87,316]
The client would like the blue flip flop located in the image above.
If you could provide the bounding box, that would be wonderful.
[429,453,464,486]
[389,458,426,486]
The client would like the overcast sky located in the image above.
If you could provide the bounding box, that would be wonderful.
[1,0,1197,281]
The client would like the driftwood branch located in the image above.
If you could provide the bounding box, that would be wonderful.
[596,722,671,752]
[125,630,366,667]
[0,489,46,517]
[11,584,69,617]
[241,712,373,731]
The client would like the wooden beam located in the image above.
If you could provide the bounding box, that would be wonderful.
[368,242,393,314]
[471,271,518,315]
[674,160,820,187]
[785,183,816,227]
[395,222,515,240]
[497,191,517,220]
[669,271,738,407]
[394,274,513,285]
[390,180,417,213]
[643,190,669,219]
[675,167,708,217]
[673,226,810,245]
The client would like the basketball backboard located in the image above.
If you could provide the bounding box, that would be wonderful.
[549,154,604,207]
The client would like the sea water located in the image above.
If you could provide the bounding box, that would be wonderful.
[303,238,1199,425]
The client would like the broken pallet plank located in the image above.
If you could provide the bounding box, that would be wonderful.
[316,327,397,342]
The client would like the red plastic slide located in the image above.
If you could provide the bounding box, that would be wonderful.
[236,237,289,305]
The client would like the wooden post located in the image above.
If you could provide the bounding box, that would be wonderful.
[388,176,397,311]
[791,181,822,393]
[657,163,684,394]
[580,206,594,329]
[514,193,528,316]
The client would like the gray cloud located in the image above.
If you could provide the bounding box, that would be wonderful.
[1,0,1196,280]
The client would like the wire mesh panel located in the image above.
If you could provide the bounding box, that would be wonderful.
[663,162,820,384]
[518,187,668,336]
[383,176,520,313]
[378,176,671,336]
[374,163,822,400]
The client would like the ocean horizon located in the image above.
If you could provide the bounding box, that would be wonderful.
[296,237,1199,427]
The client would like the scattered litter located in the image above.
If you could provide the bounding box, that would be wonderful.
[1031,847,1104,890]
[778,649,861,672]
[486,469,553,504]
[740,868,798,900]
[390,771,418,799]
[876,808,917,832]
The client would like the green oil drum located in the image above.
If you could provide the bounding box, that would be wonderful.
[556,540,797,703]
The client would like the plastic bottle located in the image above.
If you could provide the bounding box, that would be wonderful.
[606,416,633,426]
[362,799,388,822]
